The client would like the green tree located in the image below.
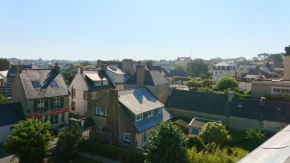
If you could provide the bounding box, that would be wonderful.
[252,57,259,62]
[236,59,250,68]
[4,119,53,163]
[0,94,9,104]
[267,54,284,67]
[145,121,188,163]
[201,79,213,88]
[173,64,185,71]
[187,135,206,152]
[199,122,228,146]
[57,122,83,157]
[257,53,269,61]
[0,58,10,71]
[245,128,266,149]
[186,80,201,90]
[216,76,238,91]
[186,59,208,77]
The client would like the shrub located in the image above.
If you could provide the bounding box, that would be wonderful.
[187,135,206,152]
[199,122,228,146]
[245,128,266,148]
[216,76,238,91]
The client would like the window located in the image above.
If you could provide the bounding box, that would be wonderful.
[61,113,65,122]
[103,80,108,85]
[142,130,147,142]
[44,115,49,122]
[95,107,107,116]
[99,108,105,116]
[37,99,45,110]
[95,81,101,86]
[50,114,58,124]
[32,81,41,88]
[157,107,162,114]
[135,113,143,122]
[71,101,76,111]
[50,81,57,87]
[83,91,88,100]
[147,110,153,117]
[91,92,98,99]
[97,126,104,133]
[71,88,76,98]
[53,97,60,108]
[124,133,130,142]
[272,87,290,95]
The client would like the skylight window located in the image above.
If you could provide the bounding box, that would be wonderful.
[50,81,58,87]
[32,81,41,88]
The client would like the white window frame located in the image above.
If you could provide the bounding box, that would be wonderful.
[37,99,44,110]
[147,110,153,118]
[157,107,162,114]
[103,80,108,85]
[95,81,101,86]
[91,92,98,99]
[142,130,147,142]
[124,133,130,142]
[135,113,143,122]
[271,87,290,95]
[53,97,60,108]
[99,108,105,116]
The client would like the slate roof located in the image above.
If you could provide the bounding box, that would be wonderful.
[7,65,32,78]
[118,88,164,115]
[125,70,169,86]
[238,124,290,163]
[98,61,123,69]
[173,119,189,128]
[0,102,25,127]
[152,66,161,72]
[83,70,115,91]
[20,69,69,99]
[166,90,229,116]
[169,70,188,77]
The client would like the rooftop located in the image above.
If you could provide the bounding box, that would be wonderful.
[0,102,25,127]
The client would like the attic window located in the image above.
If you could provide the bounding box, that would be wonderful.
[32,81,41,88]
[50,81,58,87]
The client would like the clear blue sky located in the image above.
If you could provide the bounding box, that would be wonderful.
[0,0,289,61]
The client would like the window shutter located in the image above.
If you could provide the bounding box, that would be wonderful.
[33,100,37,112]
[45,99,49,111]
[50,98,53,110]
[60,97,64,108]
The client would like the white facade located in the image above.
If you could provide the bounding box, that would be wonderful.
[0,124,16,143]
[69,68,89,116]
[212,61,236,83]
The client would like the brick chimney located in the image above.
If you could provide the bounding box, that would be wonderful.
[284,45,290,80]
[77,67,83,74]
[122,59,134,75]
[54,63,60,74]
[31,63,35,69]
[106,90,119,146]
[17,61,22,75]
[260,97,266,106]
[101,64,107,72]
[136,65,146,87]
[147,60,153,70]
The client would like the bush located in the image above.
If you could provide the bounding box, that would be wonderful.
[197,87,224,94]
[245,128,266,148]
[216,77,238,91]
[187,135,206,152]
[199,122,228,146]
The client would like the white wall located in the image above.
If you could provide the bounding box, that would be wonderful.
[69,71,89,116]
[0,124,16,143]
[106,70,116,84]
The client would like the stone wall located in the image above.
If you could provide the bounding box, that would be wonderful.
[251,82,272,99]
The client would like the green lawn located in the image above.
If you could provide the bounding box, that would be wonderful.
[48,155,102,163]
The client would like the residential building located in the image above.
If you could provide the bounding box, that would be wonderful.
[175,57,191,67]
[237,64,256,79]
[11,63,69,129]
[0,102,25,143]
[0,70,8,86]
[154,60,174,70]
[104,88,172,149]
[7,63,36,86]
[188,117,222,135]
[69,67,115,117]
[62,64,75,72]
[212,61,236,83]
[161,68,189,81]
[0,85,12,99]
[251,45,290,98]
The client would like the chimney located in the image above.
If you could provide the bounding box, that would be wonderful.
[54,63,60,74]
[136,65,146,87]
[260,97,266,106]
[101,64,107,72]
[227,91,234,102]
[147,60,153,70]
[31,63,35,69]
[17,61,22,74]
[78,67,83,74]
[122,59,134,75]
[284,45,290,80]
[106,90,119,146]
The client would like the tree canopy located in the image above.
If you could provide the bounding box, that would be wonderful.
[267,54,284,68]
[186,59,208,77]
[216,76,238,91]
[145,121,188,163]
[0,94,9,104]
[0,58,10,71]
[199,122,228,146]
[173,64,185,71]
[4,119,53,163]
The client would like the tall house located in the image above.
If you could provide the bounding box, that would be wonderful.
[7,63,36,86]
[212,61,236,83]
[11,63,69,129]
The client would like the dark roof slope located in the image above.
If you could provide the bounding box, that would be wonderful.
[83,70,115,91]
[166,90,229,116]
[125,70,168,86]
[0,102,25,127]
[161,68,172,77]
[98,61,123,69]
[7,65,32,78]
[170,70,188,77]
[20,69,69,99]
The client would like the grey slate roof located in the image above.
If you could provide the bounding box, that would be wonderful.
[125,70,169,86]
[20,69,69,99]
[0,102,25,127]
[118,88,164,115]
[239,125,290,163]
[169,70,188,77]
[83,70,115,91]
[7,65,32,78]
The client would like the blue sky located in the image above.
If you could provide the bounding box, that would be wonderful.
[0,0,289,61]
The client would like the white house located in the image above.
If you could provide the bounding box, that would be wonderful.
[212,61,236,83]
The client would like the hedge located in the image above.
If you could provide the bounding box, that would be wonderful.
[81,140,145,163]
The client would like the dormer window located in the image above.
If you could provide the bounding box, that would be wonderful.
[157,107,162,114]
[103,80,108,85]
[50,81,58,87]
[135,113,143,122]
[32,81,41,88]
[147,110,153,117]
[95,81,101,86]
